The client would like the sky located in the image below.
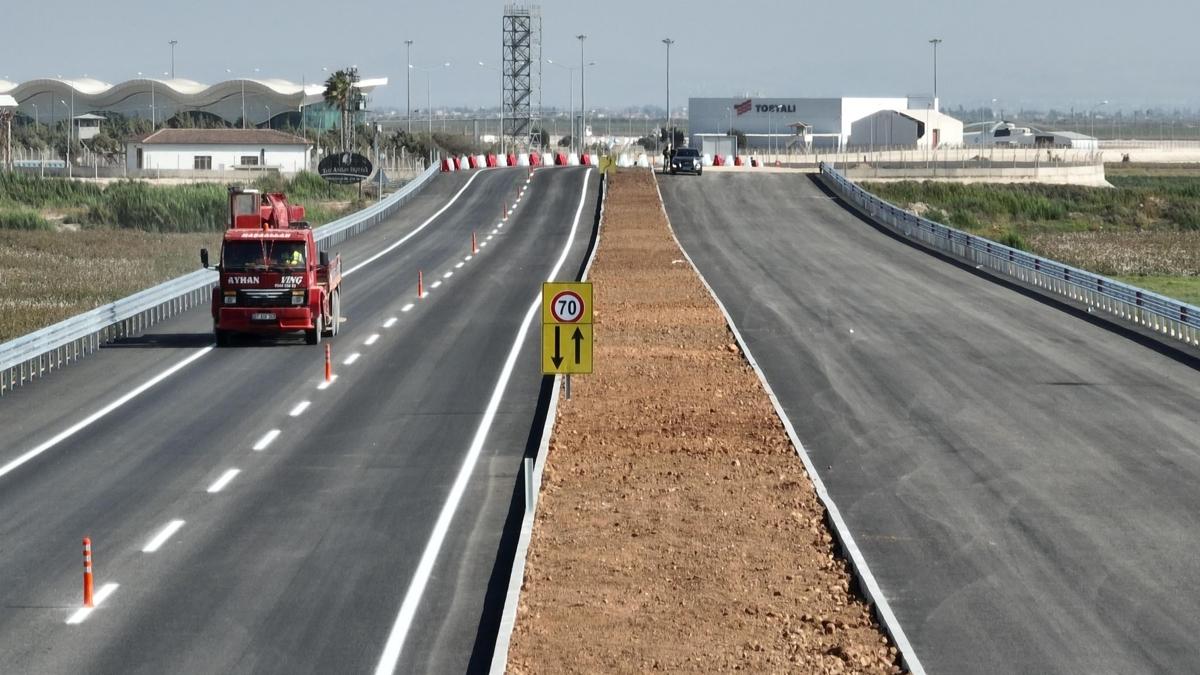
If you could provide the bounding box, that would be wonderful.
[3,0,1199,112]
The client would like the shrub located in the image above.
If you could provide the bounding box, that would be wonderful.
[0,207,52,230]
[999,230,1027,250]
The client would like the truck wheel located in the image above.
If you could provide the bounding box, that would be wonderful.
[306,315,323,345]
[324,291,340,337]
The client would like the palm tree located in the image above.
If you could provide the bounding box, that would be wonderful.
[323,69,355,152]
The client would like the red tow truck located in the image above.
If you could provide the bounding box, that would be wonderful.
[201,187,342,346]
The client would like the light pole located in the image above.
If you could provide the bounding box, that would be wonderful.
[478,61,504,156]
[32,103,38,131]
[60,94,73,177]
[405,40,414,133]
[138,72,155,127]
[928,38,942,111]
[663,38,674,157]
[410,62,450,137]
[264,105,272,129]
[577,34,587,154]
[548,59,579,154]
[168,40,178,79]
[1089,100,1108,141]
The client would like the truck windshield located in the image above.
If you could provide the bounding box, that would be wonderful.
[222,241,306,270]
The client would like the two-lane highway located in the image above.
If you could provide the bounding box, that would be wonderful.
[0,166,597,674]
[661,172,1200,674]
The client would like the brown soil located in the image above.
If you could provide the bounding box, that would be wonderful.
[507,169,902,673]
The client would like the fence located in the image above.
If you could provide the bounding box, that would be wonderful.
[820,163,1200,350]
[0,158,439,395]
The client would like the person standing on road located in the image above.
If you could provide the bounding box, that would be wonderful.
[662,145,671,174]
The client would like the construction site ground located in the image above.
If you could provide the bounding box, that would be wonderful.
[506,168,902,673]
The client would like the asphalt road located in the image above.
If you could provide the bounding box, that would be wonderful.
[660,172,1200,674]
[0,166,598,674]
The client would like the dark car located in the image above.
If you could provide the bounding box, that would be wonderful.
[670,148,703,175]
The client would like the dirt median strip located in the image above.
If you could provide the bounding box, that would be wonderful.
[507,169,902,673]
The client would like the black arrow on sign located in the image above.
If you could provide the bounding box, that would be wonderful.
[551,326,564,368]
[572,327,584,364]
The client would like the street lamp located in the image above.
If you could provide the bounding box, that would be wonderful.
[226,67,258,129]
[410,62,451,137]
[928,38,943,111]
[1090,100,1108,141]
[60,95,73,177]
[478,61,505,155]
[577,34,587,153]
[168,40,178,79]
[663,38,674,158]
[405,40,414,133]
[264,105,272,129]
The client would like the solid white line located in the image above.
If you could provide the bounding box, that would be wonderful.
[401,304,414,312]
[344,353,361,365]
[206,468,241,494]
[442,271,453,279]
[344,171,487,277]
[455,262,464,269]
[142,520,185,553]
[66,583,119,625]
[651,172,927,675]
[0,347,214,482]
[252,429,280,451]
[365,333,380,345]
[289,401,311,417]
[383,317,398,328]
[373,167,593,675]
[317,375,338,390]
[430,281,442,289]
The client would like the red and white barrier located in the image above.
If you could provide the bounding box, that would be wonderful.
[441,157,457,172]
[517,153,530,167]
[555,152,568,166]
[636,153,650,168]
[567,153,580,166]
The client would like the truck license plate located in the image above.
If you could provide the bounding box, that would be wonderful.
[251,312,276,321]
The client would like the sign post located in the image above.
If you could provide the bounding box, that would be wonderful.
[542,282,593,397]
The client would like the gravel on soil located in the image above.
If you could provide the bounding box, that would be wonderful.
[506,169,903,673]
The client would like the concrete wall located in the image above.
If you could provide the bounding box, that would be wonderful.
[127,143,308,174]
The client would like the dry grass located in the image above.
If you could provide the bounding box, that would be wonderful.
[0,229,219,341]
[1025,230,1200,277]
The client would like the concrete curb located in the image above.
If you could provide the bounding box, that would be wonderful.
[489,171,608,674]
[651,168,926,675]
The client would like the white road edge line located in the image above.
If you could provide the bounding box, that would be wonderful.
[252,429,280,451]
[0,346,214,482]
[289,401,311,417]
[344,353,361,365]
[66,582,118,625]
[206,468,241,494]
[365,334,381,346]
[142,519,186,553]
[373,167,593,675]
[650,172,927,675]
[344,171,487,277]
[383,317,398,328]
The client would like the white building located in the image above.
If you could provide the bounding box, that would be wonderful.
[849,109,964,149]
[126,129,312,174]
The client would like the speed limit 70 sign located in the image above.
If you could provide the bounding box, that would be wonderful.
[542,283,592,324]
[542,282,593,375]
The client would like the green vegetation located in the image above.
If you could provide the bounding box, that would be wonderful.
[0,172,362,233]
[863,178,1200,305]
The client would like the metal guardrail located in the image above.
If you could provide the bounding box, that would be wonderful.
[0,159,441,396]
[820,163,1200,350]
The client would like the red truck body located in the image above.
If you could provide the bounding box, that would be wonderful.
[202,188,342,346]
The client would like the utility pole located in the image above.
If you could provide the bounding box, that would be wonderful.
[928,38,942,111]
[663,38,674,155]
[405,40,413,133]
[577,34,586,156]
[168,40,178,79]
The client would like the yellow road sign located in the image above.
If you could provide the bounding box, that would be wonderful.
[542,323,592,374]
[542,282,593,325]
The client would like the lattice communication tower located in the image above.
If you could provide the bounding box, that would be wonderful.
[502,4,541,149]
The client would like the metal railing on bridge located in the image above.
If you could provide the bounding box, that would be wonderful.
[820,163,1200,351]
[0,159,440,396]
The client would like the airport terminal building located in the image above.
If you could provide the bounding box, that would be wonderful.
[688,96,955,152]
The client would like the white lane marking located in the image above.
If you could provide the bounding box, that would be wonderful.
[252,429,281,451]
[317,375,339,390]
[344,353,361,365]
[289,401,311,417]
[365,334,381,346]
[464,256,473,261]
[491,229,499,235]
[66,583,119,625]
[206,469,241,494]
[383,317,398,328]
[373,167,593,675]
[0,347,214,482]
[479,242,488,248]
[142,520,186,553]
[401,304,415,313]
[442,271,453,279]
[430,281,442,289]
[455,262,464,269]
[486,235,494,241]
[344,171,487,277]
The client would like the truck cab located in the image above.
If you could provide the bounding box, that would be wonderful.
[202,187,342,346]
